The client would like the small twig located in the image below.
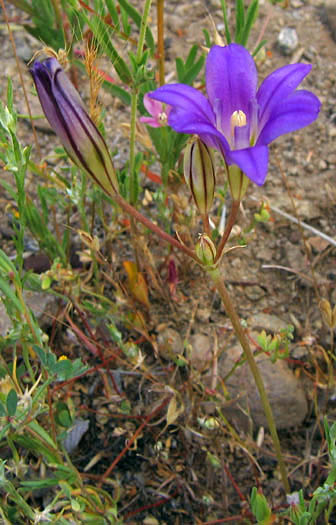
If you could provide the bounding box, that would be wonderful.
[0,0,41,158]
[250,196,336,248]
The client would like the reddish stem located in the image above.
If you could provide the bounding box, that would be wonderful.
[98,395,171,485]
[214,200,240,263]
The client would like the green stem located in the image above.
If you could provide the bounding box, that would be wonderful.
[129,0,153,204]
[50,0,62,31]
[157,0,165,85]
[136,0,152,63]
[129,88,138,204]
[208,268,290,494]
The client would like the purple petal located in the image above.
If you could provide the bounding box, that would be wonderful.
[139,116,161,128]
[206,44,258,139]
[228,145,269,186]
[143,92,161,118]
[257,63,312,131]
[257,90,321,145]
[31,60,74,154]
[149,84,216,132]
[31,58,118,194]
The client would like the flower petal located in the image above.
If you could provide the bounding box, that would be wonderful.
[257,90,321,145]
[31,58,118,194]
[206,44,258,138]
[139,116,161,128]
[143,92,161,117]
[257,63,312,131]
[228,145,269,186]
[149,84,216,132]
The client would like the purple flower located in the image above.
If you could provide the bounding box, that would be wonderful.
[140,93,171,128]
[149,44,321,186]
[30,58,118,195]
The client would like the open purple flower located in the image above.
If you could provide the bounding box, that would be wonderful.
[148,44,321,186]
[30,58,118,195]
[140,93,171,128]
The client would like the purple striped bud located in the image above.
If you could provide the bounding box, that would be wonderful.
[184,138,215,215]
[195,234,217,266]
[30,58,118,196]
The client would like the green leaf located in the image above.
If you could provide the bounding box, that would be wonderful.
[220,0,232,44]
[185,45,198,69]
[20,478,60,490]
[102,81,131,105]
[175,57,185,82]
[241,0,259,47]
[28,420,58,449]
[235,0,245,42]
[105,0,120,27]
[6,389,17,417]
[0,276,23,314]
[253,39,267,57]
[180,55,205,85]
[118,0,155,53]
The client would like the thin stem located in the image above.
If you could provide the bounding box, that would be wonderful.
[157,0,165,85]
[129,89,138,204]
[208,268,290,494]
[113,192,199,261]
[0,0,41,158]
[202,213,211,237]
[50,0,63,31]
[129,0,153,204]
[214,199,240,263]
[136,0,152,63]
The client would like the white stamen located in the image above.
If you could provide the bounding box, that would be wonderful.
[230,110,247,136]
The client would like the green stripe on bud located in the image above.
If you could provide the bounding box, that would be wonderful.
[184,137,215,215]
[227,164,249,202]
[195,234,217,266]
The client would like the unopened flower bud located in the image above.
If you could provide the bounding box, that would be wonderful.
[30,58,119,197]
[227,164,249,202]
[195,234,217,266]
[184,138,215,215]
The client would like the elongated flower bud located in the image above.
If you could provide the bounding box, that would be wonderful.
[184,138,215,215]
[195,234,217,266]
[30,58,118,196]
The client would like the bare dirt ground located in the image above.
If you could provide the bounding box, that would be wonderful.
[0,0,336,523]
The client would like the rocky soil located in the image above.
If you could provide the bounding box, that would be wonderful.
[0,0,336,522]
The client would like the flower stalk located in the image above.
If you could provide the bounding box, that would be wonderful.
[129,0,152,204]
[214,198,240,264]
[207,267,290,494]
[157,0,165,85]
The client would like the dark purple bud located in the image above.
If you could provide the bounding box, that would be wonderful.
[30,58,118,196]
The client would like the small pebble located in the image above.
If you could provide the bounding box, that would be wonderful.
[277,27,299,55]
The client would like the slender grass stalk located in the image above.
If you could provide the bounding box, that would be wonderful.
[50,0,63,31]
[0,0,41,158]
[129,89,139,204]
[157,0,165,85]
[207,267,290,494]
[129,0,153,204]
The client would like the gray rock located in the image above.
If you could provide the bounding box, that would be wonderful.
[277,27,299,55]
[189,333,212,371]
[0,290,57,336]
[218,345,308,430]
[247,312,288,333]
[321,0,336,42]
[157,327,184,360]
